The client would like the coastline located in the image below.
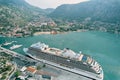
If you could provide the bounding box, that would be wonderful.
[33,32,51,36]
[33,29,88,36]
[0,29,88,37]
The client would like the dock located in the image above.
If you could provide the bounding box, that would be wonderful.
[0,45,35,62]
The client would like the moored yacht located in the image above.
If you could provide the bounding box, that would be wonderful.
[10,44,22,50]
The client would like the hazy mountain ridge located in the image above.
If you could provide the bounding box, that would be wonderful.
[49,0,120,23]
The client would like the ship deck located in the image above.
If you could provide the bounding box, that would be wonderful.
[43,48,63,56]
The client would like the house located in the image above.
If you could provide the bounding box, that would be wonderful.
[18,76,26,80]
[26,66,37,74]
[41,23,48,26]
[19,66,54,80]
[21,66,27,72]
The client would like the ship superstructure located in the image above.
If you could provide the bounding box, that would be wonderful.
[24,42,103,80]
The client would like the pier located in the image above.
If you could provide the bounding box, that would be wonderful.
[0,46,22,57]
[0,46,35,62]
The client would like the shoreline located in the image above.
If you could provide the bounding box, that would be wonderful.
[33,29,88,36]
[33,32,51,36]
[0,29,89,38]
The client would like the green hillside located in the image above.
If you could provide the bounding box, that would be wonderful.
[0,0,46,27]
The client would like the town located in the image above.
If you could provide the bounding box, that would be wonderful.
[0,18,120,38]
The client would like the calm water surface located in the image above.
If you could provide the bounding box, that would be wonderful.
[0,31,120,80]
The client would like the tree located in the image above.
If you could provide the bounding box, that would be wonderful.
[14,71,21,77]
[37,65,41,70]
[43,64,46,68]
[6,65,12,71]
[1,75,6,79]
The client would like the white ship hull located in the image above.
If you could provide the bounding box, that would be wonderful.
[23,42,104,80]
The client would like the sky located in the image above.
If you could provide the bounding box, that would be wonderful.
[25,0,89,9]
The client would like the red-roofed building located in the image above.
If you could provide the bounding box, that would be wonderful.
[26,66,37,74]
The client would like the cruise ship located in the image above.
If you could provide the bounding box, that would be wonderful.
[24,42,104,80]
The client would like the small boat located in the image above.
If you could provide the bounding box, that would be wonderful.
[4,41,17,46]
[10,44,22,50]
[4,42,13,46]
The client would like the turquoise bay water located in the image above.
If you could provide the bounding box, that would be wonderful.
[0,31,120,80]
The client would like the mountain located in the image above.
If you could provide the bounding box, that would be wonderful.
[0,0,46,27]
[44,8,54,14]
[49,0,120,23]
